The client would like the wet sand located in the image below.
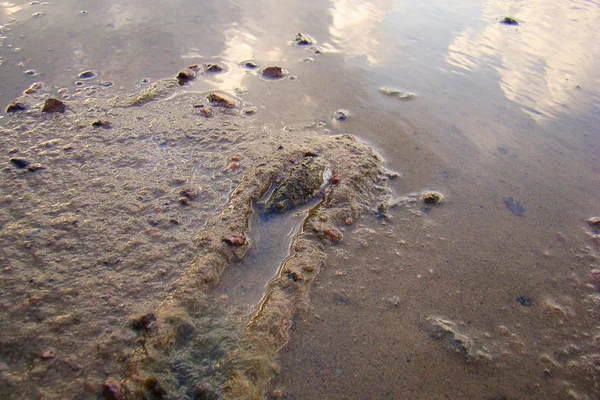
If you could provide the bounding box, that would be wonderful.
[1,0,599,399]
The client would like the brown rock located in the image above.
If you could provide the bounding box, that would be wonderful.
[199,106,213,117]
[222,233,246,246]
[176,65,199,82]
[102,377,122,400]
[42,98,65,113]
[261,66,284,79]
[207,92,237,108]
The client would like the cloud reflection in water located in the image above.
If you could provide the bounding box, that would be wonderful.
[446,0,600,122]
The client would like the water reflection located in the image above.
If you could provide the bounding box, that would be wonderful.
[0,1,25,16]
[446,0,600,121]
[328,0,392,65]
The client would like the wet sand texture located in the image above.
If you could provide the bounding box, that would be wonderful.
[0,80,394,399]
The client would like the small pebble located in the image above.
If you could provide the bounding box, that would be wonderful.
[260,66,286,80]
[333,109,349,121]
[500,16,519,25]
[42,350,56,359]
[222,233,246,246]
[207,92,237,108]
[422,191,443,205]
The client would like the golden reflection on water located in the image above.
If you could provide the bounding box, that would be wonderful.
[446,0,600,122]
[0,1,24,16]
[328,0,392,65]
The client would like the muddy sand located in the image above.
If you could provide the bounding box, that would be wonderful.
[0,77,398,399]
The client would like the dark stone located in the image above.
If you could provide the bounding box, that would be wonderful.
[6,103,27,113]
[176,65,199,82]
[516,296,533,307]
[131,313,156,331]
[141,376,167,399]
[10,158,31,169]
[500,16,519,25]
[294,33,315,46]
[42,98,65,113]
[288,272,300,282]
[91,120,111,128]
[102,377,122,400]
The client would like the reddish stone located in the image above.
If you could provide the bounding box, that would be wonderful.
[207,92,237,108]
[222,233,246,246]
[176,65,199,81]
[223,162,239,172]
[331,173,340,184]
[322,228,342,243]
[261,66,284,79]
[42,350,56,359]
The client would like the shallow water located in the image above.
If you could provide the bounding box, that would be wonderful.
[1,0,599,399]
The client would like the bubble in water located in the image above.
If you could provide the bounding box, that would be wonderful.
[32,12,44,18]
[24,70,36,76]
[75,81,84,87]
[99,81,114,88]
[14,47,20,53]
